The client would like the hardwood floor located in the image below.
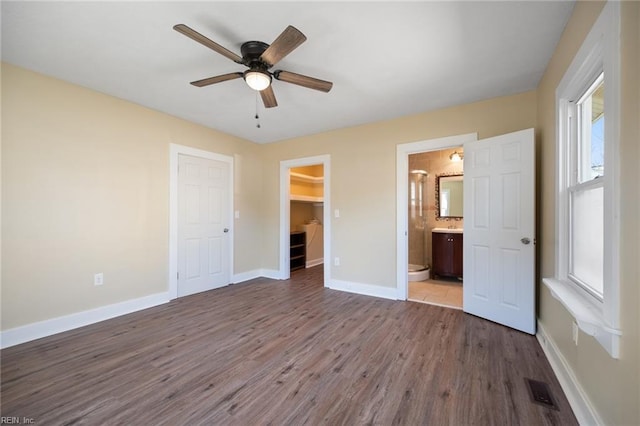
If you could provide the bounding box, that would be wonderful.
[1,266,577,425]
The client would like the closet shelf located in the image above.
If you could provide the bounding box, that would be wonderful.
[290,172,324,184]
[290,194,323,203]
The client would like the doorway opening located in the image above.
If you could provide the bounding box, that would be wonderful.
[289,164,325,272]
[398,129,536,333]
[407,148,464,309]
[396,133,478,300]
[279,155,331,285]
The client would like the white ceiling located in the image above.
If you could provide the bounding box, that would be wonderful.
[1,1,574,144]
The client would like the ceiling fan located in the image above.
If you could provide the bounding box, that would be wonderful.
[174,24,333,108]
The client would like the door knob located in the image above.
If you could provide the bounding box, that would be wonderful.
[521,237,530,245]
[223,228,229,233]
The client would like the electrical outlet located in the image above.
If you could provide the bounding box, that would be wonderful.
[572,321,579,345]
[334,257,340,266]
[94,273,104,286]
[334,209,340,218]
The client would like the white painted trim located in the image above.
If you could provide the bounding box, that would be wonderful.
[543,278,620,358]
[327,279,398,301]
[259,269,283,280]
[169,144,234,300]
[1,266,283,348]
[552,1,621,357]
[279,155,331,285]
[536,321,603,426]
[230,269,284,283]
[306,258,324,268]
[232,269,262,284]
[395,133,477,300]
[1,292,170,349]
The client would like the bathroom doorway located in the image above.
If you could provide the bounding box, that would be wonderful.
[407,148,464,309]
[396,133,478,302]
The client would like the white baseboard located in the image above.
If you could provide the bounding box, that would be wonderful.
[0,269,287,349]
[1,292,170,349]
[536,321,603,426]
[232,268,286,283]
[232,269,262,283]
[260,268,285,280]
[306,258,324,268]
[327,279,398,300]
[0,273,394,349]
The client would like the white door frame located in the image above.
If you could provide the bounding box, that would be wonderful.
[396,133,477,300]
[279,155,331,283]
[169,143,234,300]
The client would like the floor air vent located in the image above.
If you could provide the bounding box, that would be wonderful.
[525,378,559,410]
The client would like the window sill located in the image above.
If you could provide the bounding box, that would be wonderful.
[542,278,620,358]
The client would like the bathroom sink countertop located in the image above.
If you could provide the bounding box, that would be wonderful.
[432,227,463,234]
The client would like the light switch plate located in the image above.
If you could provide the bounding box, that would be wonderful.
[94,273,104,286]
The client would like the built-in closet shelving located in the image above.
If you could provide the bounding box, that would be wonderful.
[290,172,324,203]
[290,231,306,271]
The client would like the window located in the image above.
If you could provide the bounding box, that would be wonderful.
[544,1,621,358]
[569,74,605,299]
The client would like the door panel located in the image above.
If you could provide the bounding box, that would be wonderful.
[208,237,223,274]
[178,154,231,297]
[463,128,535,334]
[472,176,490,228]
[209,187,223,223]
[186,238,201,279]
[470,244,490,300]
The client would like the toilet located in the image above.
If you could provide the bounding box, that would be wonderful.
[408,264,430,281]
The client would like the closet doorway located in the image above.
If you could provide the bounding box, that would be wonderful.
[289,165,325,272]
[279,155,331,285]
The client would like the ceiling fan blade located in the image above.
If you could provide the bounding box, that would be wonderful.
[274,70,333,93]
[260,86,278,108]
[259,26,307,67]
[190,72,243,87]
[174,24,243,64]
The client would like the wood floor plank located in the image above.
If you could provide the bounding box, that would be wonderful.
[1,266,577,425]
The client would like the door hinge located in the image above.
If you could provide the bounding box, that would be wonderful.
[177,272,179,280]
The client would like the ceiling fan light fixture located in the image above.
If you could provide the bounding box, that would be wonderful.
[244,70,271,91]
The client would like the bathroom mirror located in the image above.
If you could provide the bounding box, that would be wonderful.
[436,174,463,219]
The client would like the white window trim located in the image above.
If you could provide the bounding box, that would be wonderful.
[544,1,621,358]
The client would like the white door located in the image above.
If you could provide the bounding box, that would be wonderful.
[178,154,231,297]
[463,128,535,334]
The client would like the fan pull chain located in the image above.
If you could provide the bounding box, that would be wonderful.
[255,92,261,129]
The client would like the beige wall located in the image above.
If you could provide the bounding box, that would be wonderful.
[261,91,537,286]
[536,1,640,424]
[1,63,264,329]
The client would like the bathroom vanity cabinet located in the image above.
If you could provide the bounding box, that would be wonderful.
[432,231,463,279]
